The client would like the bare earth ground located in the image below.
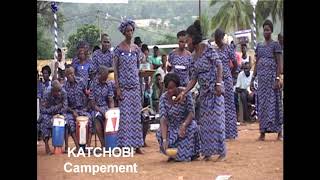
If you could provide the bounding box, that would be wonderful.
[37,122,283,180]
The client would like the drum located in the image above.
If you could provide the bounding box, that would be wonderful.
[76,116,89,149]
[105,108,120,150]
[52,115,65,147]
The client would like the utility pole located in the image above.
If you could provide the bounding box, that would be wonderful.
[97,10,101,40]
[199,0,201,19]
[250,0,258,50]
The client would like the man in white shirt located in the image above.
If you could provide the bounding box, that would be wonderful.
[49,48,66,81]
[155,54,168,83]
[235,62,254,122]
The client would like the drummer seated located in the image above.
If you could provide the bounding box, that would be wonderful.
[65,67,93,152]
[88,66,115,148]
[235,62,253,122]
[38,80,67,155]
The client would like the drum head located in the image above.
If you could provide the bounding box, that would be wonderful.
[53,114,65,119]
[76,116,88,121]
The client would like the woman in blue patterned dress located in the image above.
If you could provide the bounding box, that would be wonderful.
[250,20,283,141]
[167,30,192,87]
[214,28,238,140]
[37,66,52,141]
[113,19,144,154]
[175,20,226,161]
[38,65,52,99]
[71,41,90,67]
[156,73,200,162]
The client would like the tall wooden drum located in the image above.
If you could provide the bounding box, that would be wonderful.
[76,116,89,150]
[52,114,65,154]
[104,108,120,150]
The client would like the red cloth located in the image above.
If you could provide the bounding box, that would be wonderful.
[229,52,242,68]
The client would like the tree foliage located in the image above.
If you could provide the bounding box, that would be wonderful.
[37,1,65,59]
[57,1,200,46]
[256,0,283,31]
[156,34,176,45]
[37,15,54,59]
[210,0,253,33]
[200,12,210,39]
[66,24,100,58]
[55,0,282,50]
[37,1,65,32]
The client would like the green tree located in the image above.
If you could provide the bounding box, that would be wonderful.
[37,15,54,59]
[256,0,283,32]
[37,1,65,32]
[66,24,100,58]
[154,33,176,54]
[37,30,54,59]
[156,33,176,45]
[210,0,253,33]
[37,1,65,60]
[200,12,210,39]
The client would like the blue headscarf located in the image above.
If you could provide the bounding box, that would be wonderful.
[118,19,136,34]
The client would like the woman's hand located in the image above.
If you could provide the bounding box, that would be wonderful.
[163,139,168,151]
[116,88,123,101]
[273,79,282,90]
[72,111,79,119]
[174,91,185,103]
[214,85,222,96]
[94,106,104,117]
[178,123,187,138]
[54,61,59,71]
[250,81,255,91]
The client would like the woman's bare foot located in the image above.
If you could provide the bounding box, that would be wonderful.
[191,154,200,161]
[135,148,144,154]
[45,147,52,155]
[203,156,212,161]
[167,157,175,162]
[258,133,265,141]
[277,133,283,141]
[217,155,226,162]
[44,139,52,155]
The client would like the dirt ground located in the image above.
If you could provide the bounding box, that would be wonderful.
[37,122,283,180]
